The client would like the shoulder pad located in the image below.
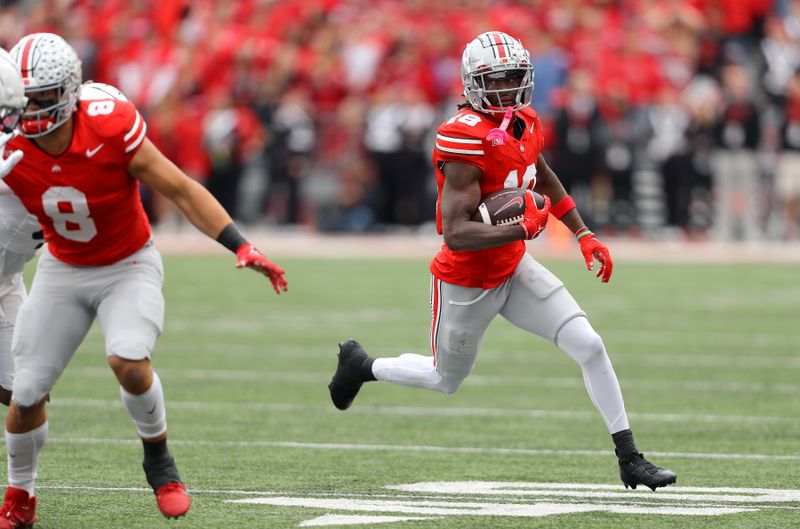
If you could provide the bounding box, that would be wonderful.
[80,82,129,102]
[438,109,492,138]
[435,110,495,159]
[80,99,147,154]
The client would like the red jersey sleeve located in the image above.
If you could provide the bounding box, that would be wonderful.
[433,111,488,173]
[81,99,148,162]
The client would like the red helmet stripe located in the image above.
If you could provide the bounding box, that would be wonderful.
[17,35,39,80]
[489,32,508,59]
[500,32,513,54]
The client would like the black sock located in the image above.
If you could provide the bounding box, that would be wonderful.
[143,438,169,463]
[355,356,377,381]
[612,429,638,460]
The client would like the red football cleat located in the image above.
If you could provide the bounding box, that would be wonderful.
[155,482,191,519]
[0,487,36,529]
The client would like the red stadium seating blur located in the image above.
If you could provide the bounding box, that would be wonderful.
[4,0,797,241]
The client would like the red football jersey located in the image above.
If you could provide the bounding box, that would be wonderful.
[4,99,150,266]
[430,106,545,289]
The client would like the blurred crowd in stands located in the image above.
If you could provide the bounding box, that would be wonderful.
[2,0,800,241]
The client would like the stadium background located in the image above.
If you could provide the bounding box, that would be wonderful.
[2,0,798,244]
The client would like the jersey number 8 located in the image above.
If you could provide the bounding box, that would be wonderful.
[86,100,115,116]
[42,186,98,242]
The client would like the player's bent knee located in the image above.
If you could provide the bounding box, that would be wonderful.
[556,317,609,366]
[564,332,607,366]
[11,379,48,409]
[435,377,464,394]
[108,356,152,394]
[580,331,607,364]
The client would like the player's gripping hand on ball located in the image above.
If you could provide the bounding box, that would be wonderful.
[520,190,551,240]
[236,243,288,294]
[576,228,613,283]
[0,131,23,179]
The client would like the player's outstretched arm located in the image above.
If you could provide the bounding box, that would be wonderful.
[0,130,23,181]
[534,154,613,283]
[129,138,288,294]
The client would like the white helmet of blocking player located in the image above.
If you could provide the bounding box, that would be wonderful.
[0,48,27,133]
[461,31,534,115]
[10,33,82,138]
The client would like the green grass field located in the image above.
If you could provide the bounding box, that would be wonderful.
[15,255,800,528]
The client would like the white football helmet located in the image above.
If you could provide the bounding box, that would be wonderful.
[0,48,26,133]
[461,31,534,114]
[10,33,82,138]
[80,81,128,102]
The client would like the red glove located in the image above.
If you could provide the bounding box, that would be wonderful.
[577,230,613,283]
[236,243,288,294]
[519,191,551,240]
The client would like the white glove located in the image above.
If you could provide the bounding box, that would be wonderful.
[0,131,22,180]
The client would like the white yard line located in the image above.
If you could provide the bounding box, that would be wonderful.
[64,366,800,394]
[32,483,800,506]
[29,483,800,516]
[34,436,800,462]
[72,338,800,367]
[31,482,798,526]
[49,396,800,426]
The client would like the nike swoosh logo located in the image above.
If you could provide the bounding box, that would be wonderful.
[496,196,524,215]
[8,452,15,458]
[86,144,104,157]
[146,404,157,414]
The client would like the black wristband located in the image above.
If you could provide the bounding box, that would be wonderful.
[216,224,248,254]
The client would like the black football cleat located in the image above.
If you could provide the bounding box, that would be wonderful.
[617,451,677,491]
[328,339,371,411]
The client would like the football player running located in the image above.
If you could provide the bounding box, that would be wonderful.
[0,48,43,410]
[0,33,287,527]
[329,31,676,492]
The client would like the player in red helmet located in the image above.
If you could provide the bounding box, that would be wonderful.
[329,31,675,492]
[0,33,287,527]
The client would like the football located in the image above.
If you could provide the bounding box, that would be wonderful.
[471,188,544,226]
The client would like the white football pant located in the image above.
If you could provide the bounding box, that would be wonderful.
[11,242,164,407]
[372,253,630,433]
[0,273,25,392]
